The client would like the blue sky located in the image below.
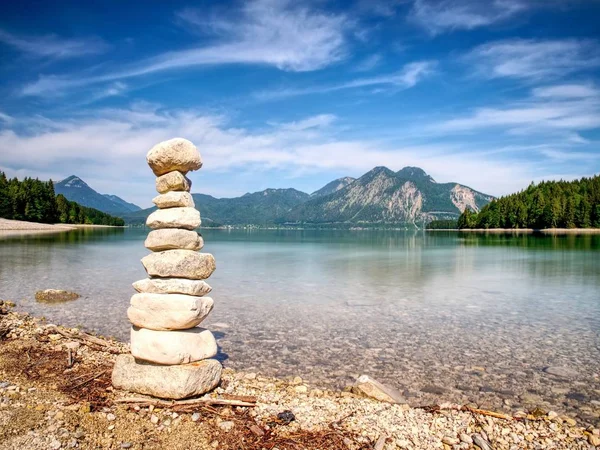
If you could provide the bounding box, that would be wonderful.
[1,0,599,207]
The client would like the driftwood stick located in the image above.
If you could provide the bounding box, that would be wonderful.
[48,326,120,352]
[422,403,521,421]
[69,369,108,390]
[115,396,256,408]
[67,348,73,368]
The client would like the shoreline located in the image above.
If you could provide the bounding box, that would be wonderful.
[0,218,124,236]
[0,305,597,449]
[427,228,600,234]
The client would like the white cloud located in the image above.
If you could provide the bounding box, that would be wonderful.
[354,54,383,72]
[532,84,599,99]
[1,103,592,206]
[255,61,436,100]
[409,0,527,35]
[22,0,351,97]
[436,87,600,133]
[0,28,107,59]
[466,38,600,80]
[278,114,337,131]
[0,111,13,124]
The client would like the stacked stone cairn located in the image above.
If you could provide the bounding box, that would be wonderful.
[112,138,222,399]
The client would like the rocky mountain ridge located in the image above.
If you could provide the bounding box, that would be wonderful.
[122,167,493,227]
[55,176,141,216]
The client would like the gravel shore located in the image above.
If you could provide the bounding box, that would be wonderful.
[0,304,598,449]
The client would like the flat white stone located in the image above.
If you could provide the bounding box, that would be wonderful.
[127,293,213,330]
[155,171,191,194]
[145,228,203,251]
[147,138,202,177]
[133,278,212,296]
[142,250,216,279]
[152,191,195,209]
[146,207,201,230]
[131,326,218,365]
[112,354,221,399]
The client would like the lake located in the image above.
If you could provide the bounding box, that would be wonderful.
[1,228,599,425]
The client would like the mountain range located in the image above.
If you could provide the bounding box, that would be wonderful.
[55,176,142,216]
[117,166,493,228]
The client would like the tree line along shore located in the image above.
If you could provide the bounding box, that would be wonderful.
[428,175,600,231]
[0,172,124,227]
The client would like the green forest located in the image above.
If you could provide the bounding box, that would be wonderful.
[457,175,600,229]
[0,172,124,226]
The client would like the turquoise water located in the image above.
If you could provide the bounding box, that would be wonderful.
[1,228,599,424]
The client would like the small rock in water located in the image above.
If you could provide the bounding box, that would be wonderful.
[35,290,79,303]
[350,375,406,404]
[544,366,579,378]
[421,385,447,395]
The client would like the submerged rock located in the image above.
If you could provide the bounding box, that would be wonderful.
[350,375,406,404]
[112,354,221,399]
[544,366,579,378]
[127,293,213,330]
[130,326,217,365]
[35,289,80,303]
[141,250,216,280]
[147,138,202,176]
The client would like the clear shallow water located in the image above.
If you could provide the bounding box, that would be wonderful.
[1,228,599,424]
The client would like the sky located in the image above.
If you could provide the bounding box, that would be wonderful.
[1,0,599,208]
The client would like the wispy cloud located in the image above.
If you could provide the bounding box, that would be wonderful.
[22,0,351,97]
[0,111,13,124]
[465,38,600,81]
[435,83,600,135]
[354,54,383,72]
[409,0,527,35]
[255,61,436,100]
[0,28,107,59]
[532,84,599,99]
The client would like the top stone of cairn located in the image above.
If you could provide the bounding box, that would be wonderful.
[147,138,202,176]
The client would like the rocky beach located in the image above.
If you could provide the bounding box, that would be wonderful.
[0,304,598,449]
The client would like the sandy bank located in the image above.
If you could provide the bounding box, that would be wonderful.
[0,219,124,237]
[0,218,76,238]
[0,305,597,450]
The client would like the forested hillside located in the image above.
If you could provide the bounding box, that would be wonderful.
[0,172,124,226]
[457,175,600,229]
